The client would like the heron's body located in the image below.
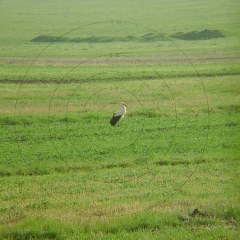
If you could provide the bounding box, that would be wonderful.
[110,102,127,126]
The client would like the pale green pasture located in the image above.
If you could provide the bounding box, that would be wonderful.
[0,57,240,82]
[0,0,240,58]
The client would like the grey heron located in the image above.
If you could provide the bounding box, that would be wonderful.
[110,102,127,126]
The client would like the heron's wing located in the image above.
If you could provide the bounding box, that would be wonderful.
[110,113,122,126]
[114,108,124,116]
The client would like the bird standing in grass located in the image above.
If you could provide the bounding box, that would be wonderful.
[110,102,127,126]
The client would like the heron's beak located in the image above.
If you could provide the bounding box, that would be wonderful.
[123,103,127,107]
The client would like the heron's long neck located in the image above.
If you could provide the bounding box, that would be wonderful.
[122,106,126,114]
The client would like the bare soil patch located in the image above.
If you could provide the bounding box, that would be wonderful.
[0,55,238,66]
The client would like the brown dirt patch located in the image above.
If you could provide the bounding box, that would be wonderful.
[0,55,239,66]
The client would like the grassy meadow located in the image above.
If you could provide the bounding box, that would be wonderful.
[0,0,240,239]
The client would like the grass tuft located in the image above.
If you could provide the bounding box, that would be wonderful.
[217,104,240,113]
[222,207,240,222]
[3,230,58,240]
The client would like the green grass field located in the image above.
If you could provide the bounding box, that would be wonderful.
[0,0,240,239]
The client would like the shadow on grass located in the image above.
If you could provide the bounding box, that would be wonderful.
[30,29,224,43]
[30,33,167,43]
[170,29,225,40]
